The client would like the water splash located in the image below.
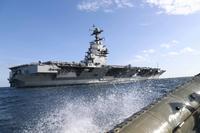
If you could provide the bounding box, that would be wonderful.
[22,82,158,133]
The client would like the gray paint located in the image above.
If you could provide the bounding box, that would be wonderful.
[107,74,200,133]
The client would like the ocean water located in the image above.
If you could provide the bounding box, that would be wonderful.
[0,77,191,133]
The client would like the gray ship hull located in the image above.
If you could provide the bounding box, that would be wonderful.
[10,75,161,88]
[9,64,165,88]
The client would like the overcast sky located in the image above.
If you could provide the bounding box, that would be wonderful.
[1,0,200,87]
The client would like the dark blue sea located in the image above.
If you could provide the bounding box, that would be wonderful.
[0,77,191,133]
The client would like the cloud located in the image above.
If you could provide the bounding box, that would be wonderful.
[143,49,155,54]
[168,47,198,56]
[130,41,199,65]
[168,51,179,56]
[159,40,199,56]
[160,44,171,49]
[146,0,200,15]
[172,40,179,44]
[180,47,195,53]
[160,40,179,49]
[132,49,156,62]
[77,0,200,15]
[133,55,147,62]
[77,0,134,12]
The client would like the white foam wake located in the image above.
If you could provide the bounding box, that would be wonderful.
[23,83,158,133]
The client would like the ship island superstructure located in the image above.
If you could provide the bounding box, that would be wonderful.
[9,26,165,88]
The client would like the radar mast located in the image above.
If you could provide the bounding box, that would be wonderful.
[91,25,104,44]
[82,25,108,67]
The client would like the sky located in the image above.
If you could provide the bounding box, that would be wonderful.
[0,0,200,87]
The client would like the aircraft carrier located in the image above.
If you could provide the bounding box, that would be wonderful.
[8,26,165,88]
